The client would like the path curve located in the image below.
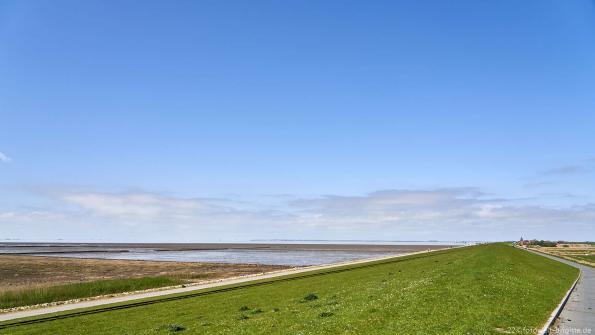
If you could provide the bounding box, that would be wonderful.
[528,249,595,333]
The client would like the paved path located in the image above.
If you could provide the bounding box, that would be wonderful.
[528,250,594,334]
[0,247,452,322]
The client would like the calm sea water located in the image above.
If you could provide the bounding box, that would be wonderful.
[0,241,470,266]
[34,249,399,266]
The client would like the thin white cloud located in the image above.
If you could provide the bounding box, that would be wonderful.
[523,162,594,188]
[540,165,593,176]
[0,152,11,163]
[289,188,595,236]
[0,210,67,222]
[64,192,204,219]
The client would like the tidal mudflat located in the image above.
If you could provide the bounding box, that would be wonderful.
[0,243,454,310]
[1,242,456,266]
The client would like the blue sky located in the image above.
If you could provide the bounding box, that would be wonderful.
[1,0,594,242]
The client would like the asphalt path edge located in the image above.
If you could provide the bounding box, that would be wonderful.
[518,247,582,335]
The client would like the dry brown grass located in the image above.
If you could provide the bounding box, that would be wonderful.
[0,255,289,293]
[530,245,595,268]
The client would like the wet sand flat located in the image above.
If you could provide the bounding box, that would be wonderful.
[0,243,453,291]
[1,242,454,253]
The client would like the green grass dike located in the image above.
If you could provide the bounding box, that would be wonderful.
[1,244,579,335]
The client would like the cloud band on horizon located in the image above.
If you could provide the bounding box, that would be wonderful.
[0,187,593,242]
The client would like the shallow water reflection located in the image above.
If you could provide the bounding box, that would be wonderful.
[35,249,400,266]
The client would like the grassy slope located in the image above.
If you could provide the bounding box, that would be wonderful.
[0,277,184,309]
[3,244,578,335]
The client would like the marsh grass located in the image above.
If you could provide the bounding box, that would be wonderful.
[0,277,183,309]
[577,254,595,261]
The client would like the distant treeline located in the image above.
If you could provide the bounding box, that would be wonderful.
[528,240,557,247]
[521,240,593,247]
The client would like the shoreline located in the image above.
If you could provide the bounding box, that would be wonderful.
[0,242,458,253]
[0,246,461,322]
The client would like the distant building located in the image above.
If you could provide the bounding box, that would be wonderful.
[517,237,539,247]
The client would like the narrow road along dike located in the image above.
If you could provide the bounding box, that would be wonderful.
[528,249,595,333]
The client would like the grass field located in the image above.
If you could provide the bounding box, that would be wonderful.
[1,244,578,335]
[0,277,185,310]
